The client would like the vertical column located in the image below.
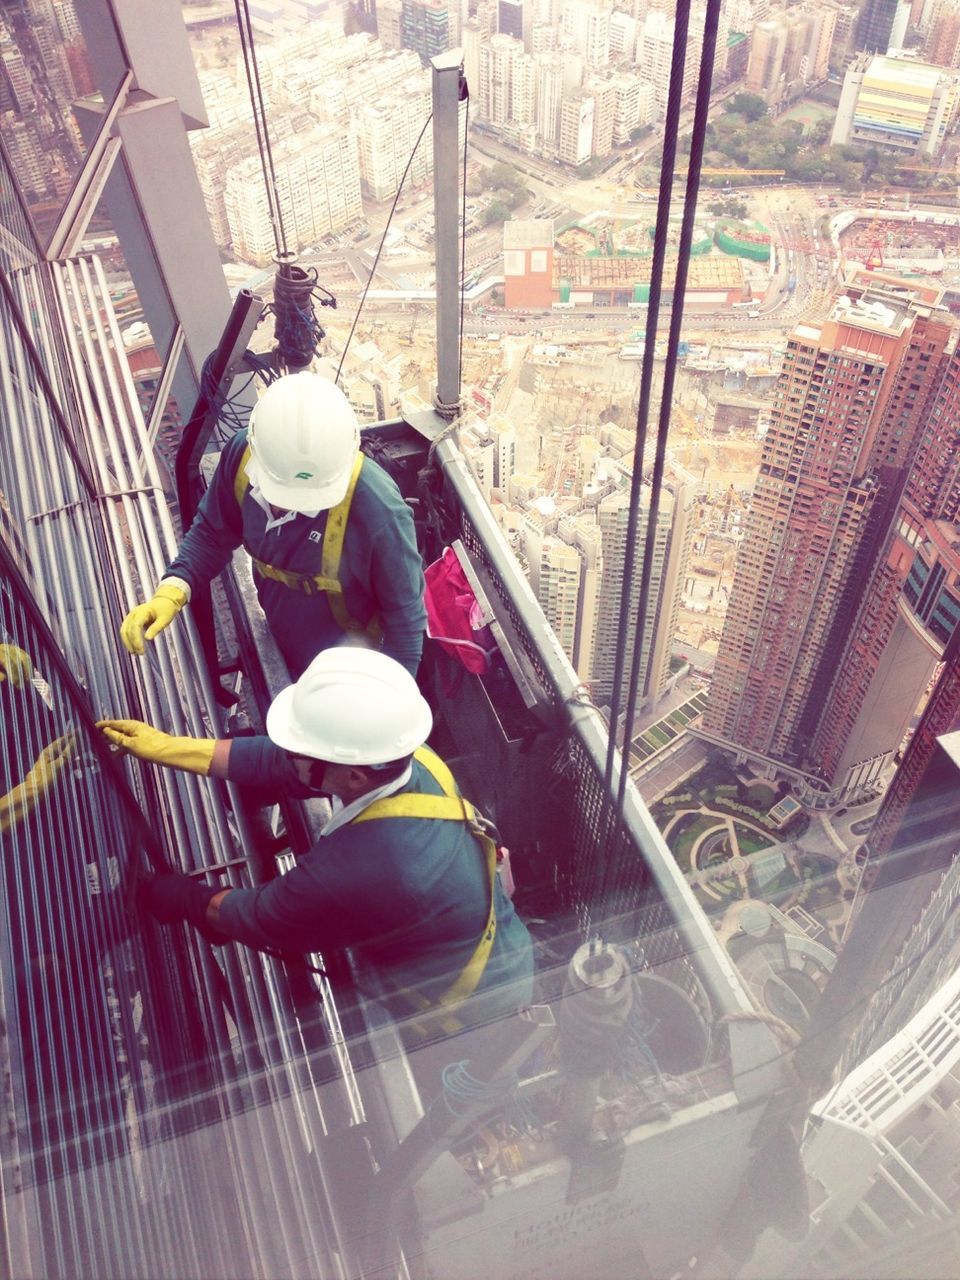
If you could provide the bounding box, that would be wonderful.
[72,2,231,415]
[431,51,465,420]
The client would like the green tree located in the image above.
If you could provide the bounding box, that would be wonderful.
[488,162,525,194]
[725,92,768,122]
[482,199,509,227]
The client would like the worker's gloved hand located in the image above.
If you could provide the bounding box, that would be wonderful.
[0,643,33,688]
[120,583,188,656]
[137,871,220,931]
[25,732,75,796]
[97,719,215,775]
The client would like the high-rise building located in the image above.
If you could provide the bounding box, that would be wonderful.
[400,0,450,62]
[591,482,693,709]
[559,0,611,67]
[746,8,834,105]
[810,4,838,79]
[888,0,913,48]
[746,708,960,1278]
[497,0,523,41]
[608,10,638,58]
[0,22,34,113]
[746,18,788,98]
[511,48,539,128]
[608,73,656,144]
[810,309,959,794]
[828,2,860,72]
[356,81,432,200]
[559,514,603,680]
[522,504,581,656]
[192,121,255,248]
[558,91,595,165]
[535,50,567,147]
[855,0,900,51]
[638,8,710,109]
[477,33,529,126]
[225,125,363,264]
[586,78,617,158]
[703,283,953,801]
[462,16,484,101]
[924,4,960,67]
[377,0,404,48]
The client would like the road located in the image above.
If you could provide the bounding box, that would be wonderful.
[259,148,959,351]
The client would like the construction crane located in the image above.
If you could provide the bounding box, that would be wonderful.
[861,214,885,271]
[674,167,786,178]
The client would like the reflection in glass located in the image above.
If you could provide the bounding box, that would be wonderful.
[0,0,100,245]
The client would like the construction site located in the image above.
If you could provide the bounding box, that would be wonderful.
[837,208,960,275]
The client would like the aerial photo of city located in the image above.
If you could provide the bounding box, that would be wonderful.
[3,0,960,1277]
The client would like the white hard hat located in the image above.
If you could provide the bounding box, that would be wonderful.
[248,372,360,513]
[266,648,433,765]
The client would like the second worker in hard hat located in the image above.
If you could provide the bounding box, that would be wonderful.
[120,372,427,678]
[102,649,534,1032]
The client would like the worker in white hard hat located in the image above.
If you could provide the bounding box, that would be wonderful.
[119,372,427,678]
[103,649,534,1030]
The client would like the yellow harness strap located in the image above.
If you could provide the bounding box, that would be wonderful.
[234,447,378,638]
[352,746,498,1013]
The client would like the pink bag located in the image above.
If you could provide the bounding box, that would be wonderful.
[424,546,497,675]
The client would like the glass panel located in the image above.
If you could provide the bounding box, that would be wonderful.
[0,557,219,1270]
[0,1,110,246]
[76,183,173,437]
[0,136,40,272]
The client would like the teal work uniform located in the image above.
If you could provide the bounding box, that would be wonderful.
[166,430,426,677]
[220,741,535,1027]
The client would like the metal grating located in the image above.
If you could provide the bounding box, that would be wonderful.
[0,248,367,1279]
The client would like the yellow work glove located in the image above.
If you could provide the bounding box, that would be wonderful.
[0,643,33,687]
[98,719,215,775]
[24,732,75,794]
[1,733,75,834]
[120,584,188,656]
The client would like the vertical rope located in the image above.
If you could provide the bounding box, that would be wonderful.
[233,0,287,258]
[586,0,715,937]
[336,111,434,385]
[614,0,723,825]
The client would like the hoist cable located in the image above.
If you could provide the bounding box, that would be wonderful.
[336,110,434,385]
[234,0,287,258]
[597,0,692,830]
[458,87,470,399]
[614,0,722,826]
[585,0,696,939]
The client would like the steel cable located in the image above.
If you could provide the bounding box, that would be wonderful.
[588,0,720,936]
[233,0,288,259]
[613,0,723,831]
[336,110,434,386]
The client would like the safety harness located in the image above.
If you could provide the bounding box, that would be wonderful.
[351,746,498,1020]
[233,446,378,639]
